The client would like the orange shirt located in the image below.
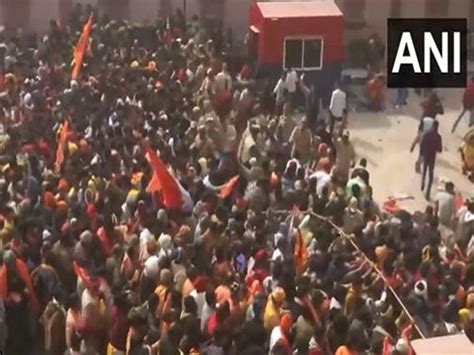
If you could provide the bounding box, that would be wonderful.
[367,77,384,102]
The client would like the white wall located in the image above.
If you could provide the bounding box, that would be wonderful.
[3,0,473,41]
[364,0,390,37]
[75,0,98,6]
[130,0,160,24]
[448,0,471,19]
[181,0,200,19]
[399,0,424,18]
[30,0,60,33]
[224,0,253,44]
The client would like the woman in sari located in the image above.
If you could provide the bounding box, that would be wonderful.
[0,250,39,355]
[154,269,173,319]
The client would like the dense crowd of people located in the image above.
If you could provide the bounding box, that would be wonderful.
[0,3,473,355]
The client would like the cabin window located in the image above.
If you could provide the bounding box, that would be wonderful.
[283,37,323,71]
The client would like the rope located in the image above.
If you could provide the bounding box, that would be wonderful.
[277,208,427,339]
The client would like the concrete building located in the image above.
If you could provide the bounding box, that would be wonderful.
[1,0,473,47]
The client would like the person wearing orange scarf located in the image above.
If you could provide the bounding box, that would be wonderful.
[366,74,385,112]
[0,251,40,355]
[0,250,40,312]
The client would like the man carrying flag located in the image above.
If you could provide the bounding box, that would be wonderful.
[143,142,193,212]
[290,206,309,275]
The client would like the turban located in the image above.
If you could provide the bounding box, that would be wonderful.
[193,276,208,293]
[271,287,286,305]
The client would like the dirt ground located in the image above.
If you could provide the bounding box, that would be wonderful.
[346,88,473,212]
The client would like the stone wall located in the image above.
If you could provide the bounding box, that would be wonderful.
[1,0,472,46]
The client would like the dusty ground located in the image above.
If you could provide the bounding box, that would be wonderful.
[346,88,473,212]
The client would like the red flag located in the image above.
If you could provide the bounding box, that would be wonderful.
[147,171,162,193]
[55,120,70,172]
[144,144,183,210]
[71,14,93,80]
[218,175,239,199]
[382,336,391,355]
[294,228,308,275]
[97,227,112,257]
[454,192,464,213]
[73,261,94,290]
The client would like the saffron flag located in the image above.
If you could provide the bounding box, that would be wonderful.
[144,143,192,210]
[73,261,95,290]
[55,120,70,172]
[294,227,308,275]
[218,175,239,199]
[147,170,162,193]
[97,226,112,257]
[71,14,93,80]
[382,336,391,355]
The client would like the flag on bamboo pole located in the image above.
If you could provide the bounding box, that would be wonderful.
[71,14,93,80]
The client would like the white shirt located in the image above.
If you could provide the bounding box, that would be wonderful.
[310,170,332,196]
[191,290,206,319]
[330,297,342,310]
[214,71,232,94]
[467,235,474,259]
[239,88,253,108]
[186,68,195,82]
[420,116,435,135]
[271,248,283,262]
[329,88,346,117]
[285,71,298,93]
[200,302,214,332]
[222,124,237,152]
[263,276,279,294]
[273,78,287,102]
[269,326,283,354]
[140,228,154,251]
[435,190,455,226]
[143,255,160,279]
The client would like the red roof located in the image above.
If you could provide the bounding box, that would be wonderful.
[256,1,343,19]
